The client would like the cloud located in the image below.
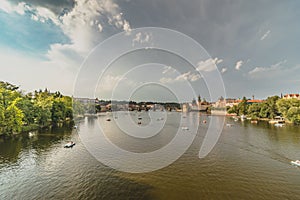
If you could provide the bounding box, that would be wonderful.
[196,58,223,72]
[235,60,243,70]
[162,66,176,74]
[132,32,152,46]
[260,30,271,41]
[248,60,287,76]
[221,67,227,74]
[99,74,137,92]
[160,71,201,83]
[0,0,132,67]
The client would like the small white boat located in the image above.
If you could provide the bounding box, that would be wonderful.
[182,127,189,130]
[226,123,233,127]
[274,123,285,127]
[291,160,300,166]
[64,141,75,148]
[240,115,246,121]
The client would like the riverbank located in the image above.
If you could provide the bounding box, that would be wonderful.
[0,120,74,139]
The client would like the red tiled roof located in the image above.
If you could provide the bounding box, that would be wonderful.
[247,99,263,103]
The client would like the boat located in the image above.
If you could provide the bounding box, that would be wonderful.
[291,160,300,166]
[106,118,111,121]
[240,115,247,121]
[251,120,258,124]
[182,127,189,130]
[226,123,233,127]
[64,141,75,148]
[274,123,285,127]
[269,116,285,124]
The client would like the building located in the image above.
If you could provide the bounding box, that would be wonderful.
[283,94,300,100]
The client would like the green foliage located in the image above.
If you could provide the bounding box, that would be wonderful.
[0,82,74,136]
[276,98,300,124]
[265,96,280,119]
[16,98,36,125]
[227,105,238,114]
[247,103,261,119]
[51,101,66,123]
[287,107,300,124]
[237,97,248,116]
[3,98,24,135]
[228,96,281,119]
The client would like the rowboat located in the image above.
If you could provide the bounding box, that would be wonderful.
[64,141,75,148]
[291,160,300,166]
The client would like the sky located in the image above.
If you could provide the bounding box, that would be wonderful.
[0,0,299,102]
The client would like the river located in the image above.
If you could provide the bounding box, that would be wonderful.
[1,112,300,199]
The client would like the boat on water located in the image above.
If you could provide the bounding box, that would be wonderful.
[269,116,285,124]
[64,141,75,148]
[182,127,189,130]
[106,118,111,121]
[274,122,285,127]
[226,123,233,127]
[291,160,300,166]
[240,115,247,121]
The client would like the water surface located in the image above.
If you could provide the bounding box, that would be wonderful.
[1,112,300,199]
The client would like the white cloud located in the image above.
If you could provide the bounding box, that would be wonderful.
[132,32,152,46]
[162,66,176,74]
[0,48,75,94]
[235,60,243,70]
[196,58,223,72]
[0,0,131,67]
[221,67,227,74]
[100,74,137,91]
[160,71,201,84]
[159,77,173,84]
[260,30,271,41]
[31,14,39,21]
[248,60,287,76]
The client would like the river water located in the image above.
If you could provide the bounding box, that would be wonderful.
[1,112,300,199]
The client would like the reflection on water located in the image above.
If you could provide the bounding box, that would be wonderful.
[1,113,300,199]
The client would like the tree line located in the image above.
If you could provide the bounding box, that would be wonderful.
[227,96,300,124]
[0,81,74,136]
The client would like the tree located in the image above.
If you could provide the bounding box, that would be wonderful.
[277,98,291,117]
[265,96,280,119]
[16,98,36,125]
[198,95,201,103]
[247,103,261,119]
[287,107,300,124]
[277,98,300,124]
[51,101,66,124]
[3,98,24,135]
[259,103,269,118]
[237,97,248,116]
[227,105,238,114]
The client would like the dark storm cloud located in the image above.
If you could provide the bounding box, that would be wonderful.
[9,0,75,15]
